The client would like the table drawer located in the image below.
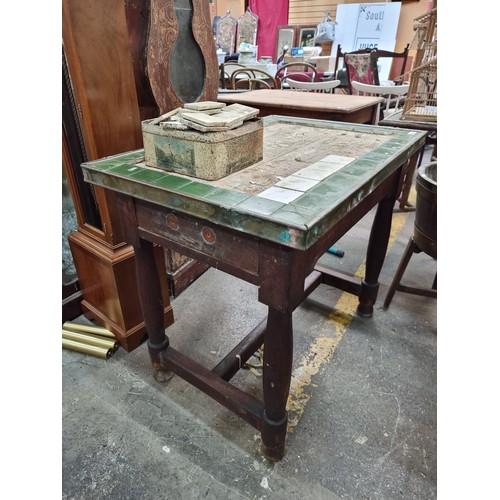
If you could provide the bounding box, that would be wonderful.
[135,200,260,279]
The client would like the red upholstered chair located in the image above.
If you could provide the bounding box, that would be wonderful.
[333,45,372,91]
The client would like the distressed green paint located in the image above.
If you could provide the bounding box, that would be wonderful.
[154,142,196,177]
[279,230,291,243]
[82,116,426,251]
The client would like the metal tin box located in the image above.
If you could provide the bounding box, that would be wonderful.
[142,118,263,181]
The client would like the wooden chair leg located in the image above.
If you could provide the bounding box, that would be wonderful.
[383,237,418,309]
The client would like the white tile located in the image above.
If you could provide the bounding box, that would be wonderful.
[294,155,355,180]
[257,186,304,203]
[319,155,355,169]
[275,175,319,192]
[294,164,335,181]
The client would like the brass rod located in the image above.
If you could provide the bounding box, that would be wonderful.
[62,321,116,339]
[62,338,112,359]
[62,330,118,350]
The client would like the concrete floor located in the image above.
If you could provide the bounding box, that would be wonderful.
[62,153,437,499]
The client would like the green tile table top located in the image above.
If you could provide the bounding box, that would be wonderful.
[82,116,426,250]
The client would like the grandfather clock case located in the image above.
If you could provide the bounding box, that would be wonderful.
[63,0,220,351]
[62,0,177,352]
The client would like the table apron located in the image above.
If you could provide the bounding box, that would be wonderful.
[117,160,403,313]
[133,198,262,285]
[253,105,377,124]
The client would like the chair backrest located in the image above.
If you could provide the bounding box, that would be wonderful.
[333,45,372,74]
[223,62,246,77]
[350,81,409,124]
[285,78,341,93]
[220,62,247,89]
[334,45,372,91]
[230,68,278,90]
[371,44,411,84]
[344,52,379,94]
[275,62,319,88]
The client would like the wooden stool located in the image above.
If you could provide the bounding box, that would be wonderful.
[384,161,437,309]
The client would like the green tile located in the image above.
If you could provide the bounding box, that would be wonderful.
[178,181,219,198]
[271,204,316,226]
[151,174,192,190]
[93,150,145,171]
[204,188,250,207]
[341,161,377,178]
[293,177,349,211]
[130,168,167,183]
[110,163,146,177]
[237,195,284,216]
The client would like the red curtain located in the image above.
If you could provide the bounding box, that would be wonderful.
[249,0,289,62]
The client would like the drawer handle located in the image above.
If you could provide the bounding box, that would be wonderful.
[202,227,216,244]
[166,213,179,230]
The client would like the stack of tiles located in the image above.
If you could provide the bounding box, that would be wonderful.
[159,102,260,132]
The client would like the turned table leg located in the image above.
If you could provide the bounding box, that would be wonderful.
[357,195,396,318]
[260,307,293,462]
[133,238,171,379]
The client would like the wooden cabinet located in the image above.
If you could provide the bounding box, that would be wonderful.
[62,0,174,352]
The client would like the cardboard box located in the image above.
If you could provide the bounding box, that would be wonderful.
[142,118,263,181]
[284,55,308,64]
[308,56,337,72]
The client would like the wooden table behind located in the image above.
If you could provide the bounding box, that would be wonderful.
[218,89,383,124]
[380,110,437,210]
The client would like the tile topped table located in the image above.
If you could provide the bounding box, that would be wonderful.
[81,116,426,461]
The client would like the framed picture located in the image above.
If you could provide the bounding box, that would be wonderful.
[297,25,317,48]
[275,25,296,61]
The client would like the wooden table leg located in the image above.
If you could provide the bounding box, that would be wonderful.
[398,150,420,211]
[133,238,171,378]
[260,307,293,462]
[357,194,396,318]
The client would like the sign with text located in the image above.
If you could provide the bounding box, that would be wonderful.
[334,3,402,80]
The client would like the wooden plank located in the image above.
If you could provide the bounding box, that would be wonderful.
[212,318,267,381]
[288,0,338,25]
[161,347,264,430]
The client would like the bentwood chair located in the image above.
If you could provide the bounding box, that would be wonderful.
[275,62,319,88]
[220,62,246,89]
[229,68,278,90]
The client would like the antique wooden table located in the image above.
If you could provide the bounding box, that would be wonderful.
[380,110,437,210]
[82,116,426,461]
[217,89,384,124]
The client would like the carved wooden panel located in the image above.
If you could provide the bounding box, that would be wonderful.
[147,0,219,113]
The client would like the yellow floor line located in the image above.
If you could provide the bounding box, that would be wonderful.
[286,189,415,431]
